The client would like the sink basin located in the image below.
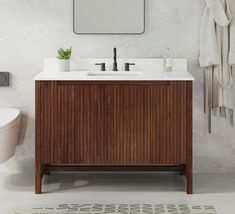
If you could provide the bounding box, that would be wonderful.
[87,71,142,76]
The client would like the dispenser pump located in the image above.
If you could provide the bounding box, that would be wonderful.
[164,48,173,72]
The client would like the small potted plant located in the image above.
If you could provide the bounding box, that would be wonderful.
[57,47,72,72]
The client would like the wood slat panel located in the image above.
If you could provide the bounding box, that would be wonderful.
[38,81,189,165]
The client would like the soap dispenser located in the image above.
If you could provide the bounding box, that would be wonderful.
[164,48,173,72]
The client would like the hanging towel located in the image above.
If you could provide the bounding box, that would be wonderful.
[199,0,234,132]
[228,0,235,125]
[229,0,235,65]
[199,0,232,67]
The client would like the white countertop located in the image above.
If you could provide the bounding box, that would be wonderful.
[34,70,194,81]
[34,58,195,81]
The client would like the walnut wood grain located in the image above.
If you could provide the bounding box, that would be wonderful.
[35,80,193,194]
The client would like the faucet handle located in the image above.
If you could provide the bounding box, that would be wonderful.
[95,63,106,71]
[124,63,135,71]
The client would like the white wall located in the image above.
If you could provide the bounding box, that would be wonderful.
[0,0,235,173]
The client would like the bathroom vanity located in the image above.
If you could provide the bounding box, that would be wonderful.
[34,58,194,194]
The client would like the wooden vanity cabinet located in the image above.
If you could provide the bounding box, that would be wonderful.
[35,80,192,194]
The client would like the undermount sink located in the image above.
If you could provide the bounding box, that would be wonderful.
[87,71,142,76]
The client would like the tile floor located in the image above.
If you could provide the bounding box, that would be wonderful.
[0,158,235,214]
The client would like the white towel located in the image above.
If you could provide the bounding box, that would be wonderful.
[199,0,234,130]
[229,0,235,65]
[199,0,232,67]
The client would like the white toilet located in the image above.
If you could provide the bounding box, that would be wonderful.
[0,108,21,164]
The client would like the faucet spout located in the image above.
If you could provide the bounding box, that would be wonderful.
[112,47,118,71]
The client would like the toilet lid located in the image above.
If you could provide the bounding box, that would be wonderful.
[0,108,20,129]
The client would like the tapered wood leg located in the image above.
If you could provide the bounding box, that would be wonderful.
[186,165,193,194]
[35,164,42,194]
[186,81,193,194]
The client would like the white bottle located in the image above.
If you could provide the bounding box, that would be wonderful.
[164,48,173,72]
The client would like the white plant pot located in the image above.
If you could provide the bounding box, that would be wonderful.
[58,59,70,72]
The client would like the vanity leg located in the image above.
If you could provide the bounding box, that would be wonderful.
[186,165,193,194]
[186,81,193,194]
[35,164,42,194]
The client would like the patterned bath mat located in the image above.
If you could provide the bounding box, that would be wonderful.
[13,203,217,214]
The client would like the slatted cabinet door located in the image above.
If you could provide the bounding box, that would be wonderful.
[38,82,113,164]
[112,82,187,164]
[37,81,187,165]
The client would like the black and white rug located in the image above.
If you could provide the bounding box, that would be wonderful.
[13,203,217,214]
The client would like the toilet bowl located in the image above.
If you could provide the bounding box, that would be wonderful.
[0,108,21,164]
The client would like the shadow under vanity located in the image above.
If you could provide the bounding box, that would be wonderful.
[34,58,194,194]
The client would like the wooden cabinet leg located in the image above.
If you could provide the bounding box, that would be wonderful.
[186,165,193,194]
[35,164,42,194]
[185,81,193,194]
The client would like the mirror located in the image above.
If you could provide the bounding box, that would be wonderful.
[73,0,145,34]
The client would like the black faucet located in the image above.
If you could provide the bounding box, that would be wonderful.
[112,47,118,71]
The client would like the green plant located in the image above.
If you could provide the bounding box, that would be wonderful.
[57,47,72,60]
